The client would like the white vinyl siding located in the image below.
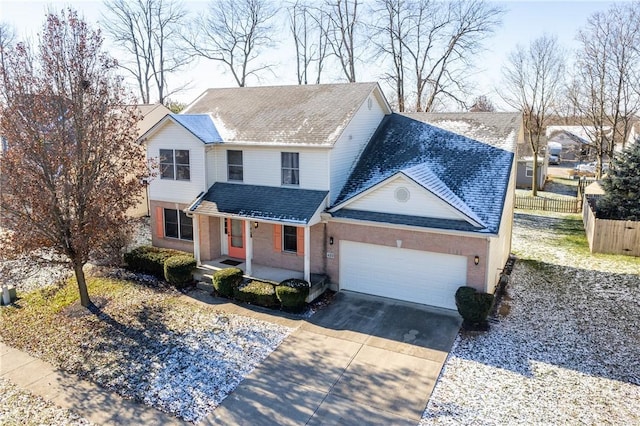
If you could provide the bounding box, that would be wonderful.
[147,121,207,204]
[340,241,467,309]
[330,95,386,203]
[346,176,471,221]
[213,146,329,190]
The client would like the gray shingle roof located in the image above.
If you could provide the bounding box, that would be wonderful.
[170,114,222,144]
[190,182,328,224]
[334,113,517,234]
[401,112,522,149]
[181,83,381,146]
[331,209,481,232]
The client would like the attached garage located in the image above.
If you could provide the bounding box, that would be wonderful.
[339,241,468,309]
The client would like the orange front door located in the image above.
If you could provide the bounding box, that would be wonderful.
[227,218,246,259]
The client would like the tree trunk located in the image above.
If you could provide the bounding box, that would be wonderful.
[531,152,539,197]
[73,261,91,308]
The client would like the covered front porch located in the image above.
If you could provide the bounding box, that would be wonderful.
[186,182,329,284]
[194,257,329,303]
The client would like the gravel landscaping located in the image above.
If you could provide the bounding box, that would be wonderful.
[422,211,640,425]
[0,377,93,425]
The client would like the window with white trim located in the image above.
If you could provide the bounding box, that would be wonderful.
[227,150,243,181]
[281,152,299,185]
[160,149,190,180]
[525,164,533,177]
[164,208,193,240]
[283,225,297,252]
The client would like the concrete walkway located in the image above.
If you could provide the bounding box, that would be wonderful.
[1,291,460,425]
[204,292,461,425]
[0,342,187,425]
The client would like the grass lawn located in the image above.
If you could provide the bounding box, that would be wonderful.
[422,211,640,425]
[0,271,291,422]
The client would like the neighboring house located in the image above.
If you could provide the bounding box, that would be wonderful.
[140,83,519,310]
[516,157,547,190]
[127,104,172,218]
[546,128,590,161]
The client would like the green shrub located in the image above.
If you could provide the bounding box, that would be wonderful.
[275,285,308,312]
[213,267,243,298]
[234,280,278,307]
[279,278,310,290]
[454,286,494,326]
[164,255,197,288]
[124,246,184,279]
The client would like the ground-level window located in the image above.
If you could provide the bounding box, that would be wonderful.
[283,225,297,252]
[525,164,533,177]
[164,208,193,240]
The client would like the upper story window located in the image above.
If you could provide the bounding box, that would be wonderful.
[227,150,243,182]
[281,152,299,186]
[160,149,190,181]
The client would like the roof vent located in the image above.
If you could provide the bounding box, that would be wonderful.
[367,97,373,110]
[395,187,410,202]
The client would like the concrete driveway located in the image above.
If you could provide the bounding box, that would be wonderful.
[204,292,461,425]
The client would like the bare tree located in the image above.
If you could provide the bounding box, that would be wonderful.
[186,0,278,87]
[372,0,503,112]
[568,2,640,178]
[288,1,330,84]
[370,0,407,110]
[469,95,495,112]
[0,22,15,74]
[325,0,360,82]
[0,9,148,307]
[501,34,565,196]
[103,0,189,104]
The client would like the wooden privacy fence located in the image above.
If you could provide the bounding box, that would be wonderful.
[515,196,581,213]
[583,195,640,257]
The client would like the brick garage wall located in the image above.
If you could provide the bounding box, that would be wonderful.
[251,223,325,274]
[150,200,194,253]
[325,221,489,292]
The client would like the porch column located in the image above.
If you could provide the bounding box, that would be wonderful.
[245,219,253,276]
[304,225,311,282]
[193,214,201,265]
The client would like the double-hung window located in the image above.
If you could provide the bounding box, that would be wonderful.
[281,152,299,186]
[164,208,193,241]
[160,149,190,181]
[282,225,298,253]
[227,150,243,182]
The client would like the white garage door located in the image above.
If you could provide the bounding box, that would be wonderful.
[339,241,468,309]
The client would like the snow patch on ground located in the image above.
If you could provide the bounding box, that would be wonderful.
[421,212,640,425]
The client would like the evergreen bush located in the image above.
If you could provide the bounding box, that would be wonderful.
[212,267,243,298]
[164,255,197,288]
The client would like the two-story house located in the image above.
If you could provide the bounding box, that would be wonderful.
[140,83,518,310]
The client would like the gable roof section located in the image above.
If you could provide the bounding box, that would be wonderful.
[181,82,389,146]
[189,182,328,225]
[333,113,517,234]
[401,163,485,226]
[139,113,222,144]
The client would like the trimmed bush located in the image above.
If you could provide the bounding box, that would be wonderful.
[454,286,495,327]
[124,246,185,279]
[276,278,310,312]
[275,286,307,312]
[213,267,243,298]
[234,280,278,307]
[164,255,197,288]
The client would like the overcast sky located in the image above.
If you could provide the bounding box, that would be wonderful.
[0,0,616,109]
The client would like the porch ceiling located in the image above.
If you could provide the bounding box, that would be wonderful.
[189,182,328,225]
